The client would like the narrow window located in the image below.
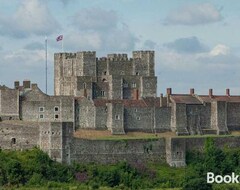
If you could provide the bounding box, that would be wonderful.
[100,90,105,97]
[55,114,59,119]
[11,138,16,144]
[137,116,141,120]
[39,107,44,112]
[136,72,139,75]
[135,108,137,112]
[115,115,120,120]
[83,82,86,89]
[54,106,59,112]
[103,71,107,75]
[132,82,136,88]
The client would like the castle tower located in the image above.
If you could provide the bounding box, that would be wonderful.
[132,51,155,76]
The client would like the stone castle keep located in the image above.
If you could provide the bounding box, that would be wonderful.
[1,50,240,167]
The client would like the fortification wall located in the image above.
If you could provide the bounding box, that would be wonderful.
[140,76,157,98]
[39,122,74,163]
[0,122,39,149]
[95,106,108,130]
[70,138,166,164]
[155,107,171,132]
[227,102,240,130]
[0,88,19,120]
[77,99,95,129]
[124,107,154,132]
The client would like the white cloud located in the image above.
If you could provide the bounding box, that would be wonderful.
[164,3,223,25]
[66,8,138,53]
[156,43,240,94]
[209,44,230,56]
[0,0,60,38]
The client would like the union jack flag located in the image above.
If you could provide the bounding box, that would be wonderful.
[56,35,63,42]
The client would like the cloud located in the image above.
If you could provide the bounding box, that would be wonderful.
[0,48,53,92]
[164,3,223,25]
[65,8,138,53]
[144,40,157,49]
[24,42,45,50]
[156,44,240,95]
[164,36,208,54]
[0,0,61,38]
[209,44,230,56]
[73,8,118,31]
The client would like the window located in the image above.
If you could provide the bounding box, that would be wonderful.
[39,107,44,112]
[103,71,107,75]
[83,82,86,89]
[55,114,59,119]
[54,106,59,112]
[137,116,141,120]
[39,114,44,119]
[115,115,120,120]
[132,82,136,88]
[136,72,139,75]
[11,138,16,144]
[123,83,128,88]
[100,90,105,97]
[105,107,108,113]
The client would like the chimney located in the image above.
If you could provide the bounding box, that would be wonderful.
[14,81,20,89]
[226,88,230,96]
[31,83,38,90]
[209,89,213,98]
[166,88,172,96]
[190,88,195,95]
[23,80,31,89]
[132,89,139,100]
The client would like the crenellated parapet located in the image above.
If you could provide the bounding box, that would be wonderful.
[107,54,128,61]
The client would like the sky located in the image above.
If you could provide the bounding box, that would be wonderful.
[0,0,240,95]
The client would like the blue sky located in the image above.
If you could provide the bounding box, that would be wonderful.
[0,0,240,95]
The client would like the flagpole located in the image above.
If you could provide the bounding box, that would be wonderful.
[45,36,48,94]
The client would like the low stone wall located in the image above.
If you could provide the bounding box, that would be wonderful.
[0,122,39,149]
[70,138,166,164]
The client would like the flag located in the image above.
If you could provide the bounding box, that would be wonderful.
[56,35,63,42]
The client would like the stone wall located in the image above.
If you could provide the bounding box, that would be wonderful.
[76,98,95,129]
[20,86,74,123]
[0,122,39,150]
[227,102,240,130]
[0,87,19,120]
[70,138,166,164]
[124,107,154,132]
[155,107,171,132]
[107,103,125,134]
[39,122,73,163]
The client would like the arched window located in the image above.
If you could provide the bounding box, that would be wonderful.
[11,138,16,144]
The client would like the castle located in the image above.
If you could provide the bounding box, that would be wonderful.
[1,50,240,167]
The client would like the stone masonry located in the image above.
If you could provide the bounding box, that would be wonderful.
[1,50,240,166]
